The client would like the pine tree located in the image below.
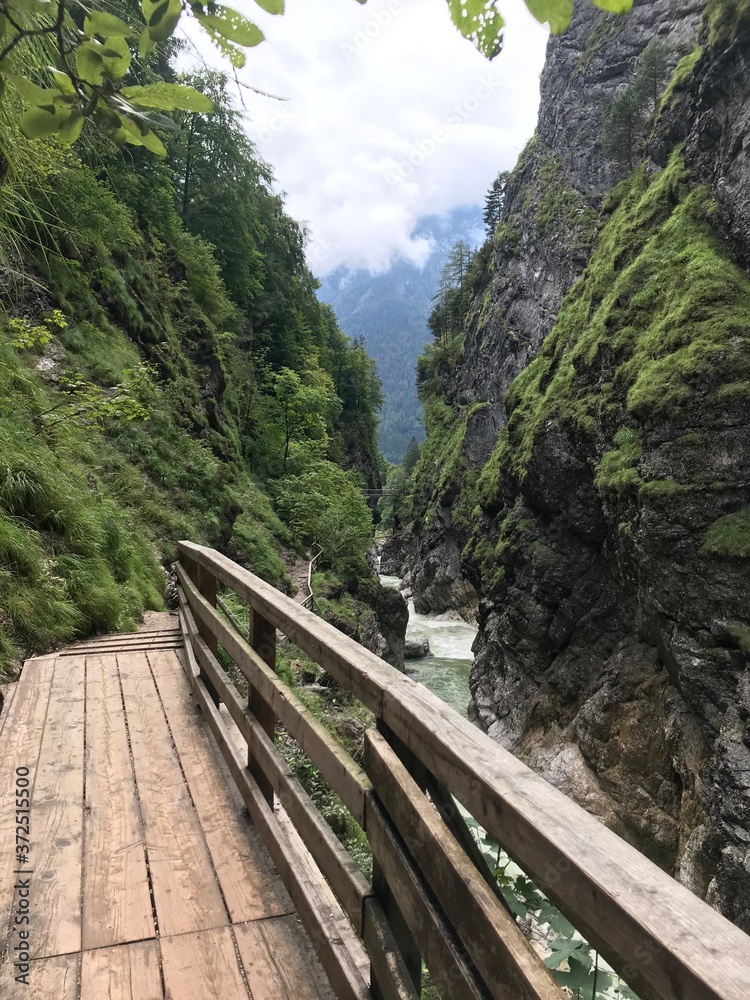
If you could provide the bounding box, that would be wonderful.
[602,87,643,170]
[483,171,509,235]
[632,39,669,113]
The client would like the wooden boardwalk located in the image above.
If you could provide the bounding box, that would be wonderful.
[0,629,335,1000]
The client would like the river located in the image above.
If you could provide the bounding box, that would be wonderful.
[380,574,476,716]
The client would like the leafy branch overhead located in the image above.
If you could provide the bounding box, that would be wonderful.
[0,0,282,154]
[1,0,634,152]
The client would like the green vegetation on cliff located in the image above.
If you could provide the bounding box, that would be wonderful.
[0,55,381,675]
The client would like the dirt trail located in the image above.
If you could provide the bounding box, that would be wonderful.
[289,551,312,604]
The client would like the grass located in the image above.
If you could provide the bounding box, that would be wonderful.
[701,507,750,558]
[476,151,750,504]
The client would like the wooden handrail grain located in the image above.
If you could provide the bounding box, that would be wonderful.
[177,543,750,1000]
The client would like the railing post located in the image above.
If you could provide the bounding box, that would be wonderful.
[179,552,220,706]
[369,721,422,999]
[249,608,276,806]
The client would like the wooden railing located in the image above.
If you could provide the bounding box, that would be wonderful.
[302,542,324,611]
[175,542,750,1000]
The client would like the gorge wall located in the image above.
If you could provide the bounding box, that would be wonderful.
[392,0,750,929]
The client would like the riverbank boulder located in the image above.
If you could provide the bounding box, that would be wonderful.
[404,636,430,660]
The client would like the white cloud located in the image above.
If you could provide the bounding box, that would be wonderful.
[182,0,548,273]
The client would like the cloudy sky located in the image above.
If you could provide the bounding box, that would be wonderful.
[182,0,549,274]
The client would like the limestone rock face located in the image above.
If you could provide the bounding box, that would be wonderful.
[399,0,750,929]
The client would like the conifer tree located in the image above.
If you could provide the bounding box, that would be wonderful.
[483,171,509,235]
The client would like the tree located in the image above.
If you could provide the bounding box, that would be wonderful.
[483,171,509,235]
[0,0,635,150]
[632,39,669,112]
[602,39,670,170]
[270,368,339,473]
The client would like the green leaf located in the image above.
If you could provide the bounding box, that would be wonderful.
[591,0,633,11]
[100,35,131,80]
[138,26,157,59]
[84,10,133,37]
[8,0,53,12]
[48,68,77,96]
[7,74,57,107]
[58,112,85,145]
[198,7,264,46]
[523,0,574,34]
[75,41,105,86]
[142,0,182,42]
[121,82,213,112]
[447,0,505,59]
[253,0,284,12]
[19,104,71,138]
[115,113,167,156]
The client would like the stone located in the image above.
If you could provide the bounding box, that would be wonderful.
[404,636,431,660]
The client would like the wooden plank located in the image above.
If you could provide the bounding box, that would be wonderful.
[80,940,162,1000]
[176,564,370,825]
[161,925,247,1000]
[177,543,750,1000]
[148,649,292,923]
[250,607,276,806]
[30,655,85,959]
[234,915,336,1000]
[363,897,419,1000]
[186,632,369,927]
[60,640,182,656]
[366,793,488,1000]
[117,651,227,936]
[191,673,370,1000]
[82,654,154,950]
[0,660,54,943]
[365,730,562,1000]
[0,952,79,1000]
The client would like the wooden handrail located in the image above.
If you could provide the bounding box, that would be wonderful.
[176,541,750,1000]
[302,542,324,611]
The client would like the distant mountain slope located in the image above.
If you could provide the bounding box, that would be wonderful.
[317,207,484,463]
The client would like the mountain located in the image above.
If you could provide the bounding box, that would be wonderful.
[385,0,750,928]
[317,207,484,463]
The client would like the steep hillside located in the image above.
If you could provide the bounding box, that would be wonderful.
[391,0,750,928]
[317,207,483,463]
[0,64,385,676]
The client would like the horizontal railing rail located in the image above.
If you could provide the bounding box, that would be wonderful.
[176,541,750,1000]
[302,542,324,611]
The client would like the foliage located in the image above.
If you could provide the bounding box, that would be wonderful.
[0,43,383,672]
[700,508,750,559]
[272,463,374,576]
[483,170,509,235]
[602,40,669,169]
[0,0,281,153]
[465,815,639,999]
[429,240,475,345]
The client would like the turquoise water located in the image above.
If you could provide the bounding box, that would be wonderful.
[380,574,475,717]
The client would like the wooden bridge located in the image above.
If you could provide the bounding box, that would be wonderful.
[1,542,749,1000]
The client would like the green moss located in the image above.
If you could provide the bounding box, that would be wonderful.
[701,507,750,558]
[534,155,599,248]
[477,151,750,510]
[729,622,750,655]
[706,0,750,46]
[596,428,643,491]
[659,47,703,115]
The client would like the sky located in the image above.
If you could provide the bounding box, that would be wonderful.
[181,0,549,274]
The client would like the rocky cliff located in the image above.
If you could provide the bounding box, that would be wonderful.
[396,0,750,929]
